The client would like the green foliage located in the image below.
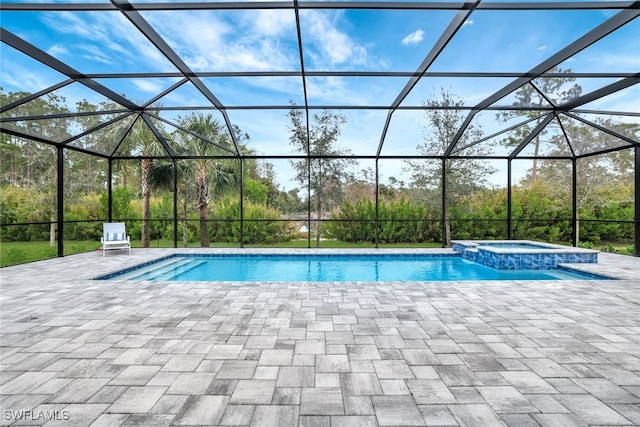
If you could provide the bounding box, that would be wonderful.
[209,198,295,244]
[327,198,439,244]
[600,244,619,253]
[244,178,268,205]
[578,241,594,249]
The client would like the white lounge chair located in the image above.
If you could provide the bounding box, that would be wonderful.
[101,222,131,256]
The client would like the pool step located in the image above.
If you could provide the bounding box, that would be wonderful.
[117,258,195,281]
[148,259,206,281]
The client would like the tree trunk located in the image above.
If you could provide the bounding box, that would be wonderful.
[49,204,56,247]
[141,158,151,248]
[182,200,189,248]
[200,201,209,247]
[315,198,322,248]
[444,202,451,247]
[197,168,210,248]
[531,134,541,185]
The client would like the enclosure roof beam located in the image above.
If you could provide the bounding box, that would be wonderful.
[0,29,140,111]
[563,112,640,146]
[443,3,640,158]
[110,0,243,157]
[556,74,640,111]
[376,0,480,157]
[146,112,239,156]
[3,1,635,11]
[140,113,177,158]
[507,114,555,160]
[0,79,74,114]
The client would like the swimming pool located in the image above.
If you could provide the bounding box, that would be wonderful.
[98,254,608,282]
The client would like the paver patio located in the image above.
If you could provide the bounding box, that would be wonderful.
[1,248,639,426]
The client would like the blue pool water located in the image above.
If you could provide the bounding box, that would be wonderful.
[480,242,549,249]
[99,254,607,282]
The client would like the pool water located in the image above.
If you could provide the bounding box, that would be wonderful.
[479,242,549,249]
[99,254,607,282]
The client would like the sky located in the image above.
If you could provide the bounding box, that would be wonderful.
[1,2,639,189]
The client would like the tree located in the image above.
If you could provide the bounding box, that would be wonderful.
[404,88,496,246]
[534,117,636,242]
[287,106,355,247]
[125,117,167,247]
[180,113,240,247]
[498,67,582,185]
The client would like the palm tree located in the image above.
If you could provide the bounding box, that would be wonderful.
[180,113,239,247]
[148,157,195,248]
[128,115,167,248]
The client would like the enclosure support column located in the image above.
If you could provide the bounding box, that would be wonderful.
[572,158,578,247]
[307,158,311,249]
[239,159,244,249]
[441,158,447,248]
[635,145,639,257]
[507,160,512,240]
[57,145,64,257]
[173,159,178,248]
[375,159,379,249]
[107,159,113,222]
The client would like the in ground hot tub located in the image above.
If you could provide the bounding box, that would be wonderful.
[452,240,598,270]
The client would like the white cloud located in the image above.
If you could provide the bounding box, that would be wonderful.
[46,45,68,57]
[39,12,176,72]
[401,29,424,46]
[463,19,474,26]
[302,10,368,68]
[538,45,547,51]
[145,10,298,72]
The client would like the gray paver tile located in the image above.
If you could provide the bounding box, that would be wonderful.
[88,413,129,427]
[230,380,276,404]
[300,388,344,415]
[476,386,538,413]
[107,386,166,413]
[295,340,325,355]
[316,354,350,372]
[276,366,315,387]
[272,387,301,404]
[340,372,383,395]
[372,360,414,379]
[532,413,588,427]
[499,370,557,394]
[150,394,189,414]
[554,394,633,425]
[418,404,458,426]
[344,396,374,415]
[331,415,377,427]
[109,365,161,386]
[216,360,257,379]
[251,405,298,427]
[406,379,456,404]
[372,395,424,426]
[448,403,506,427]
[166,372,215,394]
[44,403,110,427]
[48,378,111,403]
[172,395,229,425]
[258,349,294,365]
[220,404,255,425]
[207,344,244,359]
[571,377,639,403]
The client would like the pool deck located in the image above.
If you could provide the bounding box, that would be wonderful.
[1,248,639,426]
